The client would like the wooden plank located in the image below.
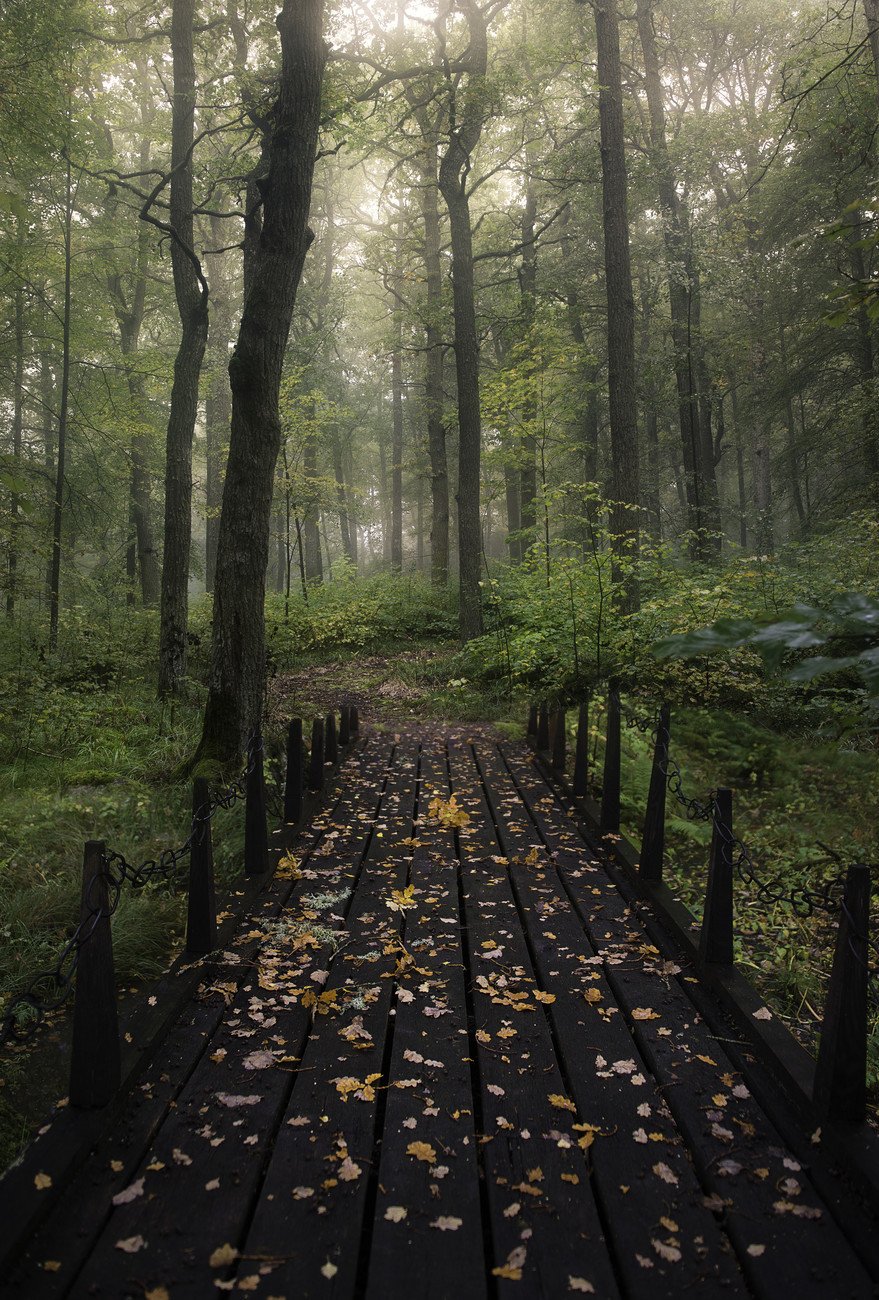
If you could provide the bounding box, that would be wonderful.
[224,743,422,1298]
[473,739,745,1298]
[502,741,875,1299]
[446,738,621,1300]
[0,740,364,1275]
[364,737,487,1300]
[55,739,399,1300]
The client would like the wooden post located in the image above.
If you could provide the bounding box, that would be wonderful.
[186,778,216,955]
[551,708,566,772]
[351,705,360,735]
[309,716,325,792]
[527,703,538,739]
[244,732,269,875]
[699,788,734,964]
[640,704,670,884]
[339,705,351,746]
[283,718,303,826]
[600,684,621,833]
[814,864,870,1123]
[573,699,589,798]
[325,712,338,765]
[70,841,121,1108]
[536,701,550,752]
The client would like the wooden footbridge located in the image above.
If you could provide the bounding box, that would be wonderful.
[1,706,878,1298]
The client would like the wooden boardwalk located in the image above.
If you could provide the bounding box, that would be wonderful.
[2,727,878,1298]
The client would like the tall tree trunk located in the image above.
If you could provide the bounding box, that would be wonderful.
[391,216,405,572]
[197,0,326,762]
[638,274,662,541]
[518,182,538,556]
[6,230,24,621]
[332,430,355,566]
[635,0,714,561]
[778,317,808,536]
[48,153,73,653]
[158,0,210,695]
[378,417,391,565]
[343,434,358,566]
[593,0,640,602]
[863,0,879,106]
[729,378,748,549]
[106,166,161,608]
[504,463,521,561]
[417,139,450,585]
[303,425,323,582]
[204,213,234,593]
[438,0,488,642]
[847,210,879,485]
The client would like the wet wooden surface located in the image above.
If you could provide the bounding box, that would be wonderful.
[1,729,876,1299]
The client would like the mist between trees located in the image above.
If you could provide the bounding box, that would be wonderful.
[1,0,878,762]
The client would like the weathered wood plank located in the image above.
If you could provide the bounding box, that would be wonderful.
[473,739,745,1297]
[225,744,421,1298]
[364,738,487,1300]
[503,741,875,1299]
[447,738,621,1300]
[57,740,399,1300]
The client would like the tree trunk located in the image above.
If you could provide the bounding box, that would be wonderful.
[778,318,808,536]
[847,210,879,485]
[6,232,24,621]
[504,462,521,562]
[418,140,450,586]
[518,182,538,556]
[437,0,488,642]
[48,153,73,654]
[331,430,355,566]
[730,383,749,549]
[638,274,662,541]
[158,0,210,695]
[593,0,640,602]
[197,0,326,762]
[303,426,323,582]
[204,214,234,593]
[391,216,405,572]
[863,0,879,106]
[635,0,714,561]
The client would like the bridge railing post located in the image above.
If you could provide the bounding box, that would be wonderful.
[699,788,734,965]
[283,718,304,828]
[640,704,670,883]
[325,712,338,766]
[339,705,351,747]
[600,683,621,833]
[573,699,589,797]
[551,708,566,773]
[308,716,326,792]
[814,864,870,1123]
[527,703,538,741]
[244,731,269,875]
[536,701,550,752]
[70,840,121,1108]
[351,705,360,736]
[186,777,216,954]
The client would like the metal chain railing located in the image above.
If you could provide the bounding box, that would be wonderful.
[619,699,879,994]
[0,738,262,1049]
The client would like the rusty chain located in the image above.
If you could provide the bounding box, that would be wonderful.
[618,699,879,1003]
[0,737,262,1049]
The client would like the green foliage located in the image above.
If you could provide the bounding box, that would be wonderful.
[259,573,458,663]
[654,593,879,700]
